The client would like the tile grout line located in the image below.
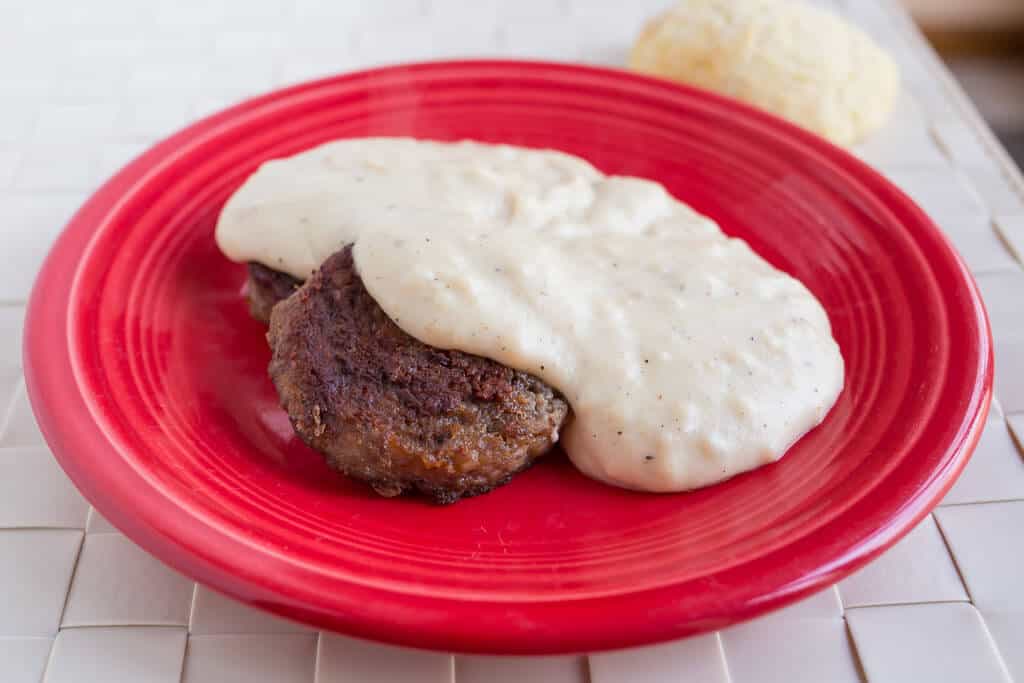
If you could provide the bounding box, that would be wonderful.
[186,582,199,634]
[53,529,85,632]
[312,630,324,683]
[843,598,978,612]
[938,497,1024,508]
[843,617,870,683]
[991,217,1024,269]
[885,0,1024,206]
[714,630,736,683]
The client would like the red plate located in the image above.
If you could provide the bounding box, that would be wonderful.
[25,61,991,654]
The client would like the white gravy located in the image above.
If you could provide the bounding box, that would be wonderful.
[216,138,844,492]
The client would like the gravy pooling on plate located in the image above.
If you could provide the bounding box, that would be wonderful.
[216,138,844,492]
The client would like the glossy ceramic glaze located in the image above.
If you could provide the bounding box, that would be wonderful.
[24,61,992,654]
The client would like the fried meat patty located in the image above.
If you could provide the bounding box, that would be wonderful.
[247,262,301,324]
[264,246,571,503]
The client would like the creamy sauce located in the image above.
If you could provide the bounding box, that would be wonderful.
[217,138,844,492]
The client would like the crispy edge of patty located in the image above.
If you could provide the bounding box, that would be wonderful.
[246,262,301,324]
[264,246,571,503]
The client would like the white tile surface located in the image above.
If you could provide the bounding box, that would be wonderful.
[33,103,120,141]
[85,507,119,534]
[116,100,194,142]
[44,626,186,683]
[0,0,1022,681]
[14,145,100,192]
[839,515,967,607]
[766,585,843,619]
[932,121,994,166]
[0,306,25,413]
[61,533,194,627]
[935,501,1024,612]
[847,603,1010,683]
[994,214,1024,264]
[0,637,53,683]
[0,100,38,144]
[935,215,1018,274]
[943,415,1024,505]
[0,381,45,447]
[189,584,312,635]
[0,192,88,302]
[0,447,90,528]
[721,618,861,683]
[855,94,947,168]
[589,634,729,683]
[456,655,588,683]
[982,612,1024,683]
[0,147,20,188]
[976,269,1024,342]
[962,165,1024,214]
[882,167,986,219]
[993,337,1024,414]
[95,142,148,180]
[315,632,453,683]
[182,634,318,683]
[0,529,82,636]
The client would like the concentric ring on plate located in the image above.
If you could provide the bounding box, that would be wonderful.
[24,60,991,654]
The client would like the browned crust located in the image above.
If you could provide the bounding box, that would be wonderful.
[265,246,570,503]
[246,262,301,323]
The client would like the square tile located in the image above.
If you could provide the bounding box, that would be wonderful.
[721,618,861,683]
[962,165,1024,214]
[882,167,985,219]
[0,529,82,635]
[931,121,993,166]
[993,337,1024,414]
[456,654,588,683]
[0,306,24,411]
[0,192,87,302]
[976,269,1024,342]
[590,633,728,683]
[994,214,1024,264]
[0,381,46,447]
[908,82,964,123]
[315,632,452,682]
[0,146,20,188]
[96,142,148,180]
[0,100,37,144]
[764,585,843,620]
[181,634,317,683]
[44,626,186,683]
[189,584,312,635]
[61,533,194,627]
[13,145,100,192]
[855,97,946,168]
[983,612,1024,682]
[33,103,119,141]
[935,501,1024,612]
[838,515,967,606]
[116,100,194,142]
[213,31,286,58]
[847,603,1009,683]
[85,507,119,534]
[0,637,53,683]
[943,414,1024,505]
[935,215,1017,274]
[127,60,206,94]
[0,447,90,528]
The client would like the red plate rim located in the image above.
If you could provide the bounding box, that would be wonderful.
[23,60,993,654]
